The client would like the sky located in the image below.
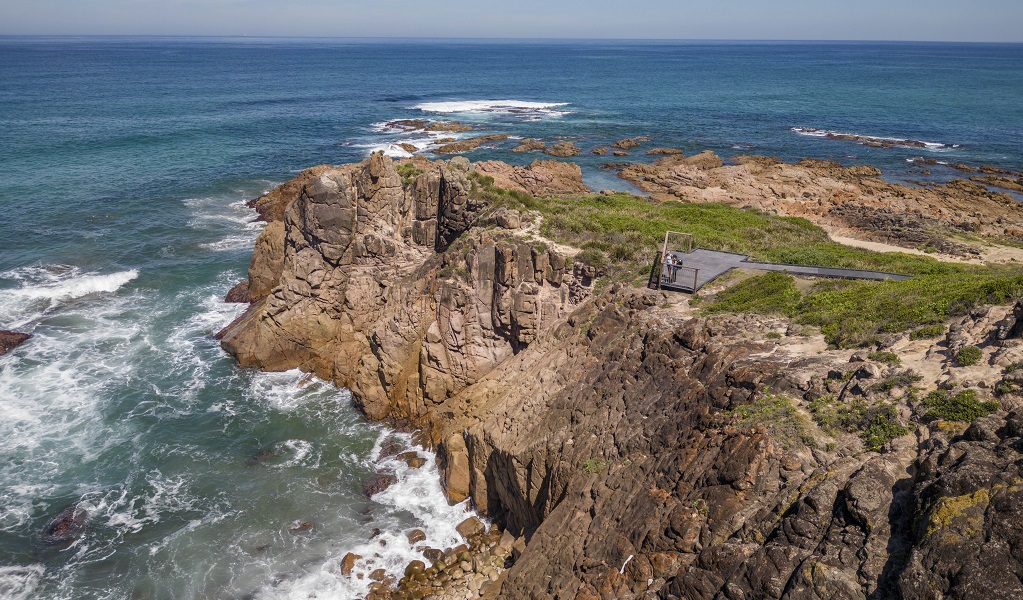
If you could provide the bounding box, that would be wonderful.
[1,0,1021,42]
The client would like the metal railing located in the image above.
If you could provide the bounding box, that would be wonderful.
[659,263,699,291]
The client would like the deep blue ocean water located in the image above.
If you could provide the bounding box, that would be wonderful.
[0,37,1021,599]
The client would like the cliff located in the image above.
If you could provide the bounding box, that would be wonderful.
[221,154,1023,600]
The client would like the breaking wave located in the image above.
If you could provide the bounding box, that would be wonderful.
[413,99,571,119]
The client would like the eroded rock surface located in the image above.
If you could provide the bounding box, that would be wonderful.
[220,154,585,424]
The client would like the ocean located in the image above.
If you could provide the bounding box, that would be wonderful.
[0,37,1021,599]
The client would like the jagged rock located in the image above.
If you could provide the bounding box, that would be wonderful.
[247,164,333,222]
[474,159,589,196]
[340,552,362,576]
[511,138,545,153]
[289,521,313,534]
[683,150,724,169]
[612,136,649,149]
[0,330,31,356]
[364,472,398,497]
[646,147,684,155]
[43,503,88,544]
[221,154,586,427]
[543,141,580,157]
[397,451,427,469]
[435,134,510,154]
[224,280,251,303]
[591,146,609,155]
[995,300,1023,341]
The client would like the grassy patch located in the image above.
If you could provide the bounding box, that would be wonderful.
[703,268,1023,348]
[702,271,801,316]
[730,392,816,449]
[922,389,999,422]
[911,323,947,340]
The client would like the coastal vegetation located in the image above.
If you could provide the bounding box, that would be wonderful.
[467,174,1023,349]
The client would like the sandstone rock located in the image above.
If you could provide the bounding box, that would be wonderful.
[456,516,485,539]
[0,330,31,356]
[435,134,510,154]
[646,147,684,155]
[543,141,580,158]
[473,160,589,196]
[612,149,629,156]
[683,150,724,169]
[398,451,428,469]
[340,552,362,576]
[612,137,649,150]
[398,143,418,155]
[364,472,398,497]
[224,280,251,303]
[408,529,427,544]
[511,138,545,153]
[246,220,286,301]
[591,146,609,155]
[247,164,333,222]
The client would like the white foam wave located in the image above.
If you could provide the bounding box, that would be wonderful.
[253,430,477,599]
[791,127,950,150]
[186,196,266,252]
[413,99,570,118]
[0,565,44,600]
[0,267,139,329]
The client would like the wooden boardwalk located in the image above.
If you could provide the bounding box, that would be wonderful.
[659,248,911,292]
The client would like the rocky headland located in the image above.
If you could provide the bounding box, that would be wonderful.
[220,150,1023,599]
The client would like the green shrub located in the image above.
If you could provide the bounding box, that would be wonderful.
[731,392,815,449]
[809,396,867,435]
[1004,361,1023,373]
[922,389,999,422]
[956,346,983,367]
[868,351,901,366]
[911,323,946,340]
[583,458,610,474]
[871,369,924,393]
[861,403,909,452]
[575,248,609,271]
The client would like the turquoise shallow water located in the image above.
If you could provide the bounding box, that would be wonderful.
[0,37,1021,599]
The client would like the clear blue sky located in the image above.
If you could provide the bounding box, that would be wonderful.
[2,0,1021,42]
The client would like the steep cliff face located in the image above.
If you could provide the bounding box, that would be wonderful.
[223,156,1023,600]
[220,154,584,422]
[427,298,912,599]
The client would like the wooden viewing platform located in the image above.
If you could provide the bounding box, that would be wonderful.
[655,232,911,293]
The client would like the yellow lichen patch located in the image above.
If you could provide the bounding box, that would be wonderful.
[926,489,991,537]
[935,420,969,437]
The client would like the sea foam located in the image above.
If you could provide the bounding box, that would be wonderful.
[413,99,570,118]
[0,565,44,600]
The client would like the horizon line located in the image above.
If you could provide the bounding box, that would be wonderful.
[1,34,1021,45]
